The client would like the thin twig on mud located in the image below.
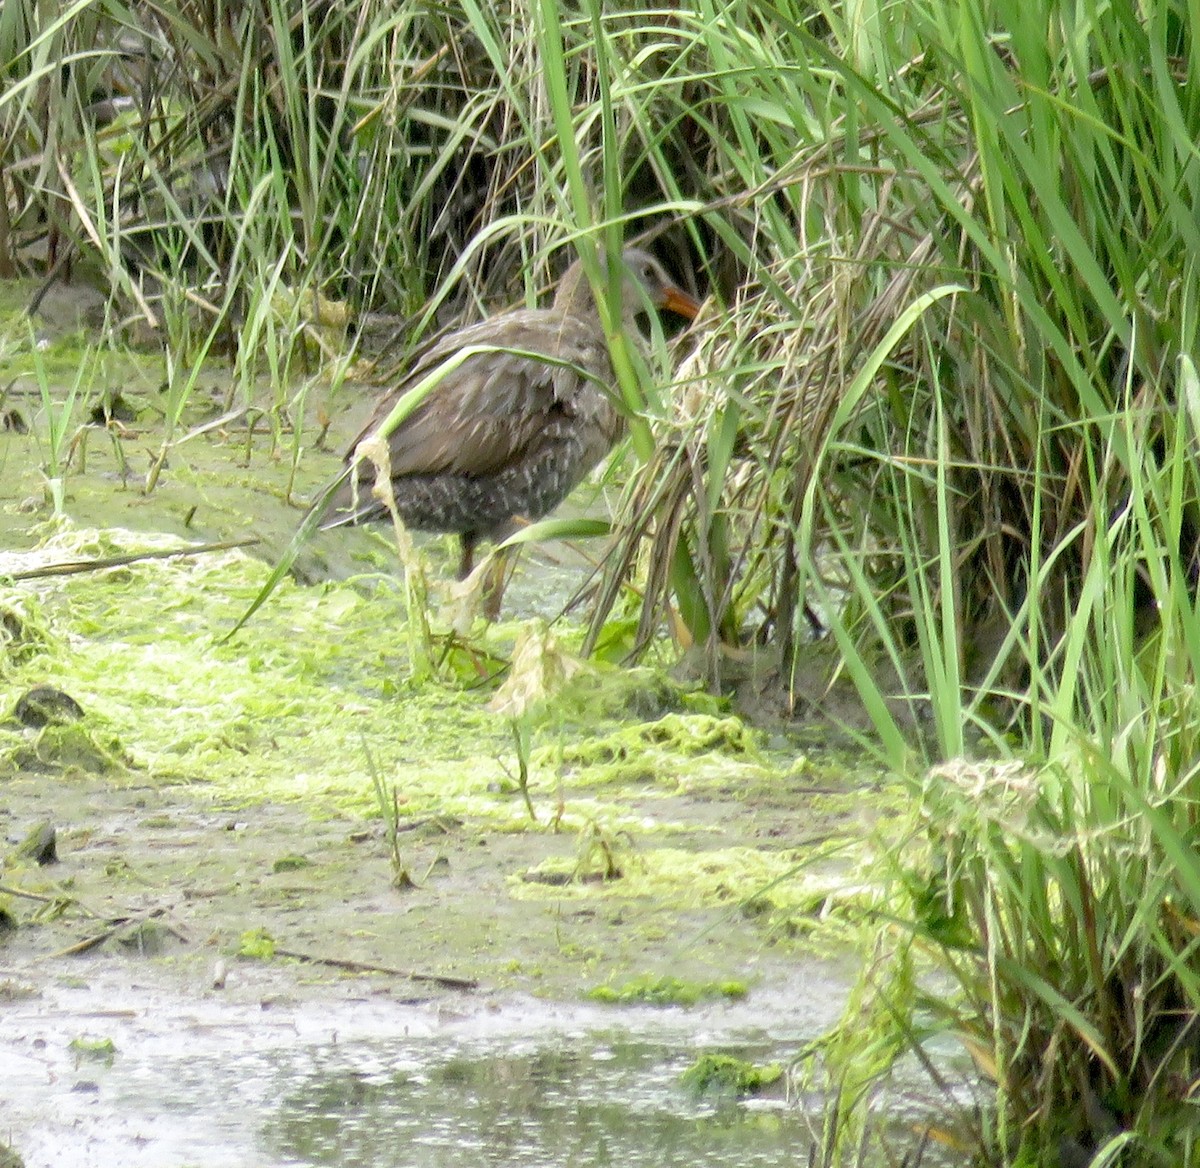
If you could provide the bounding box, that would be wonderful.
[48,906,189,958]
[0,881,105,919]
[6,538,260,581]
[272,946,478,990]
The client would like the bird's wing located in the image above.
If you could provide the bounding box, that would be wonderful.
[350,310,612,479]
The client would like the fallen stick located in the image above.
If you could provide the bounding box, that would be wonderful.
[272,946,477,990]
[6,538,260,581]
[48,906,186,958]
[0,882,59,903]
[0,881,103,918]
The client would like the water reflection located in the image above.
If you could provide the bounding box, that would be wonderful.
[1,973,966,1168]
[266,1035,808,1167]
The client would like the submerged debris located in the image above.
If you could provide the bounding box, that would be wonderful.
[588,975,748,1007]
[113,918,182,957]
[12,685,84,728]
[8,721,129,775]
[681,1053,784,1096]
[12,820,57,866]
[68,1035,117,1065]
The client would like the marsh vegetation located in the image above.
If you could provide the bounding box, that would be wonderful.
[4,0,1200,1163]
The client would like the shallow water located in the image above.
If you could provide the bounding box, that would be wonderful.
[1,966,864,1168]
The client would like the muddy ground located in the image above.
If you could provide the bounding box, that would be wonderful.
[0,277,908,1166]
[1,751,868,1001]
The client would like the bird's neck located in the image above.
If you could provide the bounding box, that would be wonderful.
[552,258,598,318]
[553,256,641,332]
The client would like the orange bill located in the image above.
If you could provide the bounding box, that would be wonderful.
[662,285,702,320]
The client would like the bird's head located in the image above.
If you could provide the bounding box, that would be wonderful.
[619,247,702,322]
[556,246,702,324]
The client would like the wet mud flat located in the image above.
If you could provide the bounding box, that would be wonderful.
[0,751,872,1168]
[0,530,886,1167]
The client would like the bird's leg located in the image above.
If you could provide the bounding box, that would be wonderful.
[480,547,515,622]
[457,533,478,580]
